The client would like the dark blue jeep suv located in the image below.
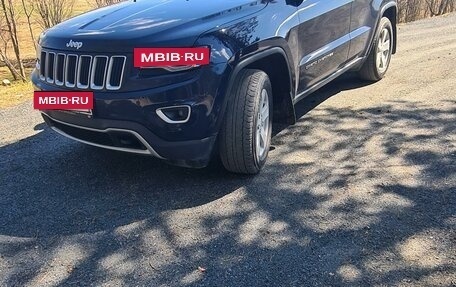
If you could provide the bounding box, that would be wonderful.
[32,0,397,174]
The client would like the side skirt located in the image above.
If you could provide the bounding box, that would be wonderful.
[293,57,364,104]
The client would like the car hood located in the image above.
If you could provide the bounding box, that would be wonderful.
[40,0,267,53]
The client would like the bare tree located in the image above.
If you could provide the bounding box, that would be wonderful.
[397,0,456,22]
[425,0,455,16]
[0,0,27,81]
[34,0,75,29]
[0,18,23,81]
[93,0,123,8]
[21,0,37,52]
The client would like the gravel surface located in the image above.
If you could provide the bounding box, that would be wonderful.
[1,14,455,287]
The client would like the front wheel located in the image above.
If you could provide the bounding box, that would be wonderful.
[359,17,394,81]
[219,69,273,174]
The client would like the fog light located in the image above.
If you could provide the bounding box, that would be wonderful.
[156,105,191,124]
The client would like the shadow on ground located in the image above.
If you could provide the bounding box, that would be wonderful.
[0,75,454,286]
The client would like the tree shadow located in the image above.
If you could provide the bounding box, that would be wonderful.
[1,75,454,286]
[294,73,372,119]
[273,73,371,137]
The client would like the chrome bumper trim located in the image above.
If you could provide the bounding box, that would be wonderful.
[42,112,165,159]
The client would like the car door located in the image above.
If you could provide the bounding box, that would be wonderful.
[348,0,377,60]
[295,0,353,95]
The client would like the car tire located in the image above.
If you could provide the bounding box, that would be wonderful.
[219,69,273,174]
[359,17,394,81]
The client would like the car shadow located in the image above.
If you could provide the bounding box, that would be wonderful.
[0,74,369,239]
[273,73,371,136]
[1,74,454,286]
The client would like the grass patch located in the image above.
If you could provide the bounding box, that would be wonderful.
[0,66,34,108]
[0,80,33,109]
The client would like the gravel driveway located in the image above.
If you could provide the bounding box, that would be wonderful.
[1,14,455,287]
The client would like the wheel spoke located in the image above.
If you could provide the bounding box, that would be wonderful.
[377,52,383,68]
[262,115,269,127]
[381,30,387,44]
[256,129,261,153]
[261,104,269,120]
[382,40,390,52]
[255,89,270,160]
[382,53,388,66]
[375,27,391,73]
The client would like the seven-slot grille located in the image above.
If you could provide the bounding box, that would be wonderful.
[39,50,126,90]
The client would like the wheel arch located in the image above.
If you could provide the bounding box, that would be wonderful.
[224,47,296,127]
[363,1,398,60]
[382,3,398,54]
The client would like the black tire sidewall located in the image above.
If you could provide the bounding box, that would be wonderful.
[219,69,274,174]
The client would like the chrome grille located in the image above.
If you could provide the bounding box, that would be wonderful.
[107,56,126,90]
[39,51,126,90]
[55,54,65,86]
[46,53,56,83]
[91,56,108,90]
[77,55,92,89]
[65,55,77,88]
[40,51,46,80]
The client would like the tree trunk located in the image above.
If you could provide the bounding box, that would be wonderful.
[1,0,27,81]
[21,0,37,52]
[0,52,20,81]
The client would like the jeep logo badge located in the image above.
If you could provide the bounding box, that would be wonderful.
[66,39,83,50]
